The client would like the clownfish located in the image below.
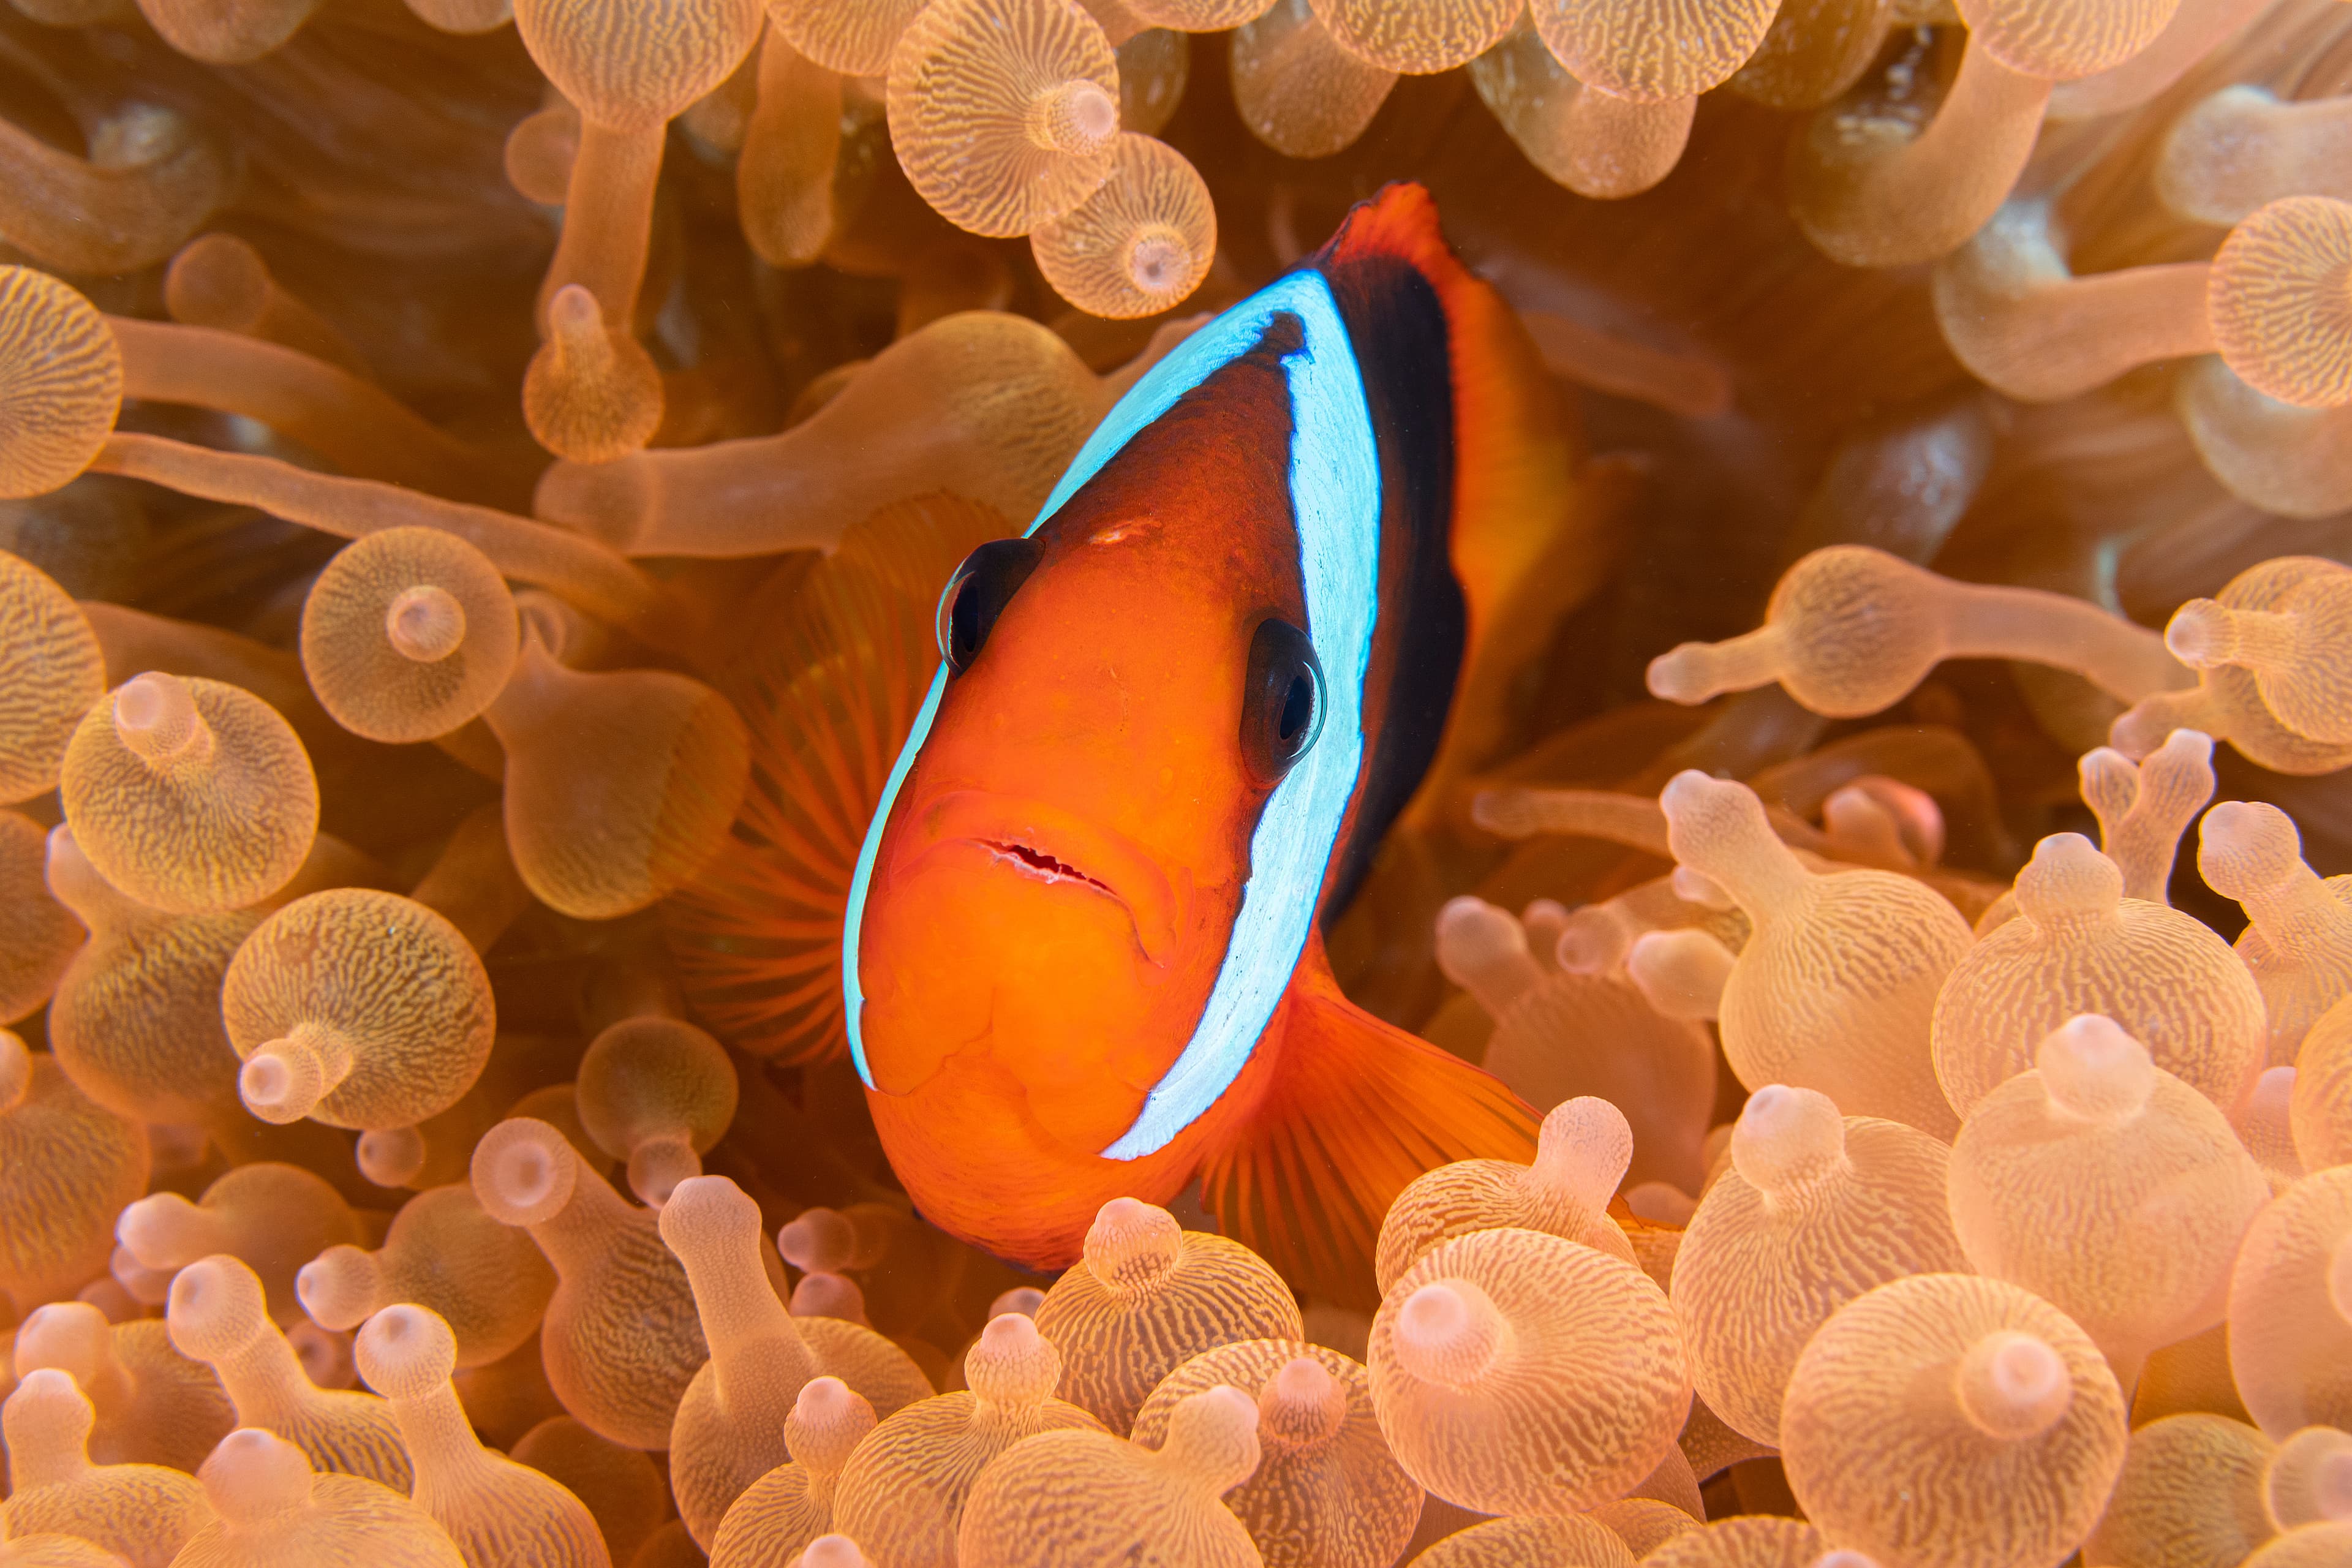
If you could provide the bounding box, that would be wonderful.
[672,185,1619,1300]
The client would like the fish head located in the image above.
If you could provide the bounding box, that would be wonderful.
[854,338,1322,1161]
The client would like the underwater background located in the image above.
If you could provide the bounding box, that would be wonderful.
[1,0,2351,1564]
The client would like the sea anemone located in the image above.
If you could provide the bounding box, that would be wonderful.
[0,0,2348,1562]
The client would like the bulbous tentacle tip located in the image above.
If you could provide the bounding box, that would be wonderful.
[164,232,271,330]
[1954,1329,2073,1441]
[968,1308,1060,1406]
[383,584,467,663]
[2035,1014,2157,1121]
[2149,725,2219,774]
[1029,78,1120,156]
[165,1254,270,1364]
[0,265,122,502]
[888,0,1121,238]
[655,1172,758,1254]
[470,1117,581,1229]
[2265,1425,2352,1529]
[522,282,665,463]
[353,1301,458,1400]
[628,1138,703,1208]
[2106,686,2220,763]
[1435,895,1523,957]
[1729,1084,1847,1193]
[238,1038,329,1125]
[2,1366,97,1459]
[1659,771,1798,908]
[1256,1355,1344,1450]
[1532,1096,1635,1204]
[1158,1383,1261,1493]
[197,1427,314,1521]
[1084,1196,1184,1292]
[113,1189,203,1270]
[355,1126,428,1189]
[1435,895,1544,1012]
[785,1375,877,1475]
[293,1246,379,1332]
[1392,1279,1508,1389]
[138,0,328,66]
[2164,598,2244,667]
[798,1536,872,1568]
[2013,832,2125,924]
[789,1270,870,1325]
[1553,910,1624,976]
[1659,768,1751,823]
[111,671,209,766]
[2209,195,2352,410]
[1956,0,2180,80]
[778,1205,858,1273]
[2196,799,2304,899]
[1646,641,1723,703]
[988,1285,1046,1319]
[12,1302,112,1388]
[1031,134,1214,318]
[1626,925,1737,1021]
[301,527,519,744]
[2076,745,2143,820]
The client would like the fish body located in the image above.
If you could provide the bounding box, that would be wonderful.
[837,186,1583,1294]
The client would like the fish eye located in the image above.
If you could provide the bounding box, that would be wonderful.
[936,537,1044,674]
[1240,617,1324,786]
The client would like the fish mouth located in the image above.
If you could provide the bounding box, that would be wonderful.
[908,790,1179,968]
[978,839,1119,898]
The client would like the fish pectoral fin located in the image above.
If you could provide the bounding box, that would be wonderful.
[1199,970,1539,1310]
[661,492,1010,1065]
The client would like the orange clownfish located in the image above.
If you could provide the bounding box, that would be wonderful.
[681,185,1605,1299]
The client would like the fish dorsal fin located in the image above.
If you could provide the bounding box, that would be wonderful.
[1316,183,1631,816]
[665,493,1009,1063]
[1200,945,1539,1308]
[1312,182,1461,289]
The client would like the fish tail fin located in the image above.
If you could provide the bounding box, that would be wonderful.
[1201,950,1539,1308]
[1317,183,1632,804]
[662,493,1008,1062]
